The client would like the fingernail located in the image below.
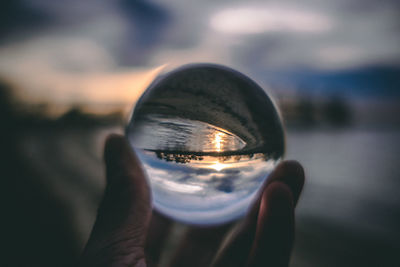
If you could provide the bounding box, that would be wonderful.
[269,160,304,203]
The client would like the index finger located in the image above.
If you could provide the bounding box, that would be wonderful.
[212,160,304,267]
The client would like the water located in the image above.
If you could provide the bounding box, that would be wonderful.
[127,64,284,225]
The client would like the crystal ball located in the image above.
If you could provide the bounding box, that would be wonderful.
[126,64,284,225]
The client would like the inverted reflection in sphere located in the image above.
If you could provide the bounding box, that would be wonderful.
[126,64,284,225]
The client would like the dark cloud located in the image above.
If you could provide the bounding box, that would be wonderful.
[0,0,51,42]
[217,179,234,193]
[118,0,172,65]
[231,35,286,70]
[261,64,400,97]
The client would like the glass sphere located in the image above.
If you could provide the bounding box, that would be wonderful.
[126,64,284,225]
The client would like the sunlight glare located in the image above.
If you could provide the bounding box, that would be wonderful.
[209,162,228,172]
[214,132,224,152]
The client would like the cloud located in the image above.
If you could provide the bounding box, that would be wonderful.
[216,2,400,71]
[1,0,399,108]
[0,36,165,116]
[210,5,333,35]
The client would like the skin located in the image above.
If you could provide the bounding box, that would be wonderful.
[80,134,305,267]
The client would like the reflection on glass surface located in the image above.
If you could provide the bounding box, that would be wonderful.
[127,64,284,225]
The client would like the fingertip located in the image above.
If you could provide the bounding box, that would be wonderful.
[276,160,304,179]
[267,160,305,206]
[279,160,305,186]
[105,133,124,143]
[104,134,142,177]
[104,134,126,163]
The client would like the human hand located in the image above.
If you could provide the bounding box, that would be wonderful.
[79,134,304,267]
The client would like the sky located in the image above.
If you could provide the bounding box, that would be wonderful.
[0,0,399,115]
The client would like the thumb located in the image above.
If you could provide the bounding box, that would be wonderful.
[80,134,151,267]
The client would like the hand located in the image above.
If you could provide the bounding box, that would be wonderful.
[79,134,304,267]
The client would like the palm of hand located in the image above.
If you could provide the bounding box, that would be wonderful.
[80,135,304,267]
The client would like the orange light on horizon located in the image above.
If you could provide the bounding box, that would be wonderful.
[8,64,166,118]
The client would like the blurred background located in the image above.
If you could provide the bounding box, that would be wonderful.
[1,0,399,266]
